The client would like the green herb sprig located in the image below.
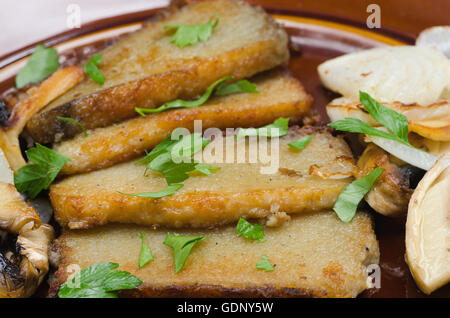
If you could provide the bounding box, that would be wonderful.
[288,135,312,151]
[121,133,219,198]
[57,116,88,137]
[164,15,219,47]
[58,262,142,298]
[14,143,70,198]
[163,233,205,273]
[236,218,266,242]
[329,91,412,147]
[237,117,290,138]
[15,44,59,89]
[256,255,274,272]
[333,167,384,222]
[137,232,154,268]
[85,54,105,85]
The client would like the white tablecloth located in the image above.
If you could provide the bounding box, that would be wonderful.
[0,0,169,56]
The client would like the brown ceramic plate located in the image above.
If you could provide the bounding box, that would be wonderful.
[0,4,448,298]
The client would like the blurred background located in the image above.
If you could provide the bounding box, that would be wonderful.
[1,0,449,56]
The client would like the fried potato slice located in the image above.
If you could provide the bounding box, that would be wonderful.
[49,211,379,298]
[50,127,355,230]
[55,70,312,175]
[26,0,290,143]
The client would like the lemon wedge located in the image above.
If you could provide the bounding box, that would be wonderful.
[405,153,450,294]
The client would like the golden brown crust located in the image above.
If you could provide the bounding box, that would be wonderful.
[26,0,290,143]
[50,128,355,230]
[48,212,379,298]
[55,69,312,175]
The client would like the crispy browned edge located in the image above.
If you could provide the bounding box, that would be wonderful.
[26,0,289,144]
[47,126,355,298]
[57,68,313,175]
[48,210,372,299]
[47,236,327,298]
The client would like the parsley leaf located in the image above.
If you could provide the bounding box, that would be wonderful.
[58,262,142,298]
[359,91,409,144]
[15,44,59,89]
[135,135,179,166]
[236,218,266,242]
[85,54,105,85]
[120,184,184,198]
[288,135,312,151]
[193,163,220,175]
[163,233,205,273]
[149,153,198,184]
[170,133,210,162]
[333,167,384,222]
[237,117,290,138]
[137,232,154,268]
[328,118,410,146]
[329,92,412,147]
[135,76,231,116]
[125,133,218,198]
[14,143,70,198]
[256,255,274,272]
[214,79,259,96]
[57,116,88,137]
[164,15,219,47]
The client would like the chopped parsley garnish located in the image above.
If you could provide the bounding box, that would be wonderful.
[84,54,105,85]
[135,76,231,116]
[164,15,219,47]
[163,233,205,273]
[236,218,266,242]
[14,143,70,198]
[15,44,59,89]
[237,117,290,138]
[137,232,154,268]
[121,133,219,198]
[256,255,274,272]
[57,116,88,137]
[214,79,259,96]
[359,91,409,144]
[288,135,312,151]
[333,167,384,222]
[120,184,183,198]
[58,262,142,298]
[329,91,412,147]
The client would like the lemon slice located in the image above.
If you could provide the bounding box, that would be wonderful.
[405,153,450,294]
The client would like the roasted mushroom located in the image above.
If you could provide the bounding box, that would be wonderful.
[0,66,83,171]
[357,143,419,216]
[0,66,81,297]
[0,180,54,298]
